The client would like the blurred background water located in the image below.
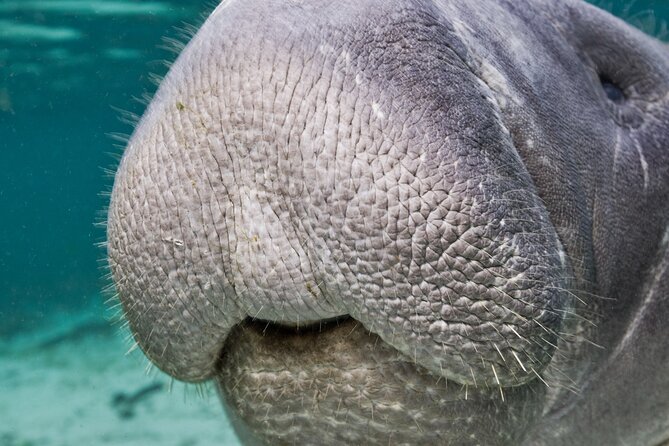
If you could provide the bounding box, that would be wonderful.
[0,0,666,445]
[0,0,216,333]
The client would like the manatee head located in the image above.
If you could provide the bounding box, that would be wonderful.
[106,0,669,444]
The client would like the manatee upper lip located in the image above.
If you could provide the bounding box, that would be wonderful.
[107,0,570,392]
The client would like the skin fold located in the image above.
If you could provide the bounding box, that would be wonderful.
[106,0,669,444]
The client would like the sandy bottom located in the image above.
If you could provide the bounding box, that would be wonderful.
[0,298,241,446]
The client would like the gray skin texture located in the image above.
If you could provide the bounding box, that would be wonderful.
[106,0,669,444]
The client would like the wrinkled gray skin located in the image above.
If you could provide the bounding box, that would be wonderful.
[106,0,669,444]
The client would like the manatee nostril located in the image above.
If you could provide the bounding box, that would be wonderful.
[599,74,626,103]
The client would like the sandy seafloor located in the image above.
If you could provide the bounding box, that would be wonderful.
[0,298,242,446]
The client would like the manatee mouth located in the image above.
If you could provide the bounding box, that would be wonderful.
[215,315,548,445]
[246,315,351,332]
[208,228,571,445]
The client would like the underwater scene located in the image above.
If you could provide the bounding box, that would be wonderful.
[0,1,667,445]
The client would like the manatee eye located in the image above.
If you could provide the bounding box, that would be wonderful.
[599,74,625,103]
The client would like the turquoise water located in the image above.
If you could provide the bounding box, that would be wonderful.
[0,1,214,331]
[0,1,666,445]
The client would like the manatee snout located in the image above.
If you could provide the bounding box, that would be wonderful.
[108,0,568,389]
[107,0,669,444]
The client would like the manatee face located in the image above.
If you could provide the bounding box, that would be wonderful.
[106,0,669,444]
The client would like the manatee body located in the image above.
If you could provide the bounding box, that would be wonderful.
[106,0,669,444]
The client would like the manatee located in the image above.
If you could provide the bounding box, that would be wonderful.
[105,0,669,444]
